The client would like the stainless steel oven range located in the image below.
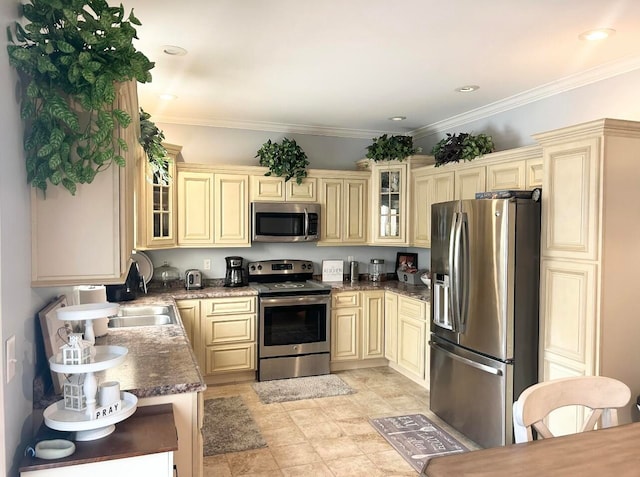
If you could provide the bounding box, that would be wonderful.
[249,259,332,381]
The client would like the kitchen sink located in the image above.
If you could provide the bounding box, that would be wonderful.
[108,304,178,328]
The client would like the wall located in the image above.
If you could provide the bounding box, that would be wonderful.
[1,3,50,475]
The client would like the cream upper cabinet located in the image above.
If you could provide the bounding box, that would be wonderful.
[250,172,317,202]
[31,81,138,286]
[319,173,368,245]
[411,168,454,247]
[526,157,543,188]
[177,170,214,246]
[486,160,526,191]
[177,166,250,247]
[533,118,640,431]
[214,173,250,246]
[136,143,181,250]
[454,165,486,200]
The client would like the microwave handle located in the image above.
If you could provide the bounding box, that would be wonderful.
[304,208,309,238]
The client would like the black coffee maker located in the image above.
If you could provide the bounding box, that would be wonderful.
[106,261,143,301]
[224,256,247,287]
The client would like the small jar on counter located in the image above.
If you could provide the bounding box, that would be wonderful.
[369,259,385,282]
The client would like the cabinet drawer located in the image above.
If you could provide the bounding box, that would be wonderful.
[204,314,255,345]
[332,291,360,308]
[205,343,256,374]
[398,296,426,320]
[202,296,255,315]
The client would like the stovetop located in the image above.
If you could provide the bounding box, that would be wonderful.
[248,259,332,295]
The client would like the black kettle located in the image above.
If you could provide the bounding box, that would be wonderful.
[106,261,143,302]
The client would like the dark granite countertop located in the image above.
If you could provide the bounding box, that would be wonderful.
[325,280,430,302]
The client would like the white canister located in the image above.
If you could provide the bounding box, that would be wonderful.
[98,381,120,407]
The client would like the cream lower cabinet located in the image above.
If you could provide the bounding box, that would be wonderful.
[200,296,257,375]
[177,166,249,247]
[534,118,640,434]
[386,292,429,387]
[138,392,203,477]
[330,291,385,365]
[319,174,368,245]
[176,299,200,347]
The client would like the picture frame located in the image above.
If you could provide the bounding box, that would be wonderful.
[395,252,418,279]
[322,259,344,282]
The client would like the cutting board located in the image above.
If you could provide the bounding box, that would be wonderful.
[38,295,69,394]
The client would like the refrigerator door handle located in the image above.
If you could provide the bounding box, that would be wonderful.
[430,342,503,376]
[450,212,463,332]
[459,213,470,332]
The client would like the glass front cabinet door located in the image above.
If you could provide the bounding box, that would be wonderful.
[372,163,408,244]
[137,143,181,249]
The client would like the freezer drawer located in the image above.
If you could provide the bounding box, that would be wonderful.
[429,335,513,448]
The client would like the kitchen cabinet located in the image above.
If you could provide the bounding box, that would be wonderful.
[136,143,181,249]
[357,156,431,245]
[138,392,203,477]
[176,299,200,346]
[411,168,454,247]
[30,80,138,286]
[384,292,398,363]
[250,172,317,202]
[454,165,486,199]
[533,118,640,434]
[177,165,250,247]
[319,172,369,245]
[200,296,257,376]
[486,160,526,191]
[330,290,386,367]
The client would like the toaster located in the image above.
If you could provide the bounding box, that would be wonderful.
[185,269,203,290]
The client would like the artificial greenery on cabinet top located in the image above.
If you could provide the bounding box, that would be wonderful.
[139,108,170,185]
[431,132,494,167]
[7,0,154,194]
[365,134,420,162]
[255,138,310,185]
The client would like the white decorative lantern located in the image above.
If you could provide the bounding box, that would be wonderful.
[63,375,86,411]
[61,334,91,365]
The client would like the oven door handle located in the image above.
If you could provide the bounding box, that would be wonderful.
[260,295,331,307]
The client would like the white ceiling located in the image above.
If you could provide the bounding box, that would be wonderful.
[128,0,640,138]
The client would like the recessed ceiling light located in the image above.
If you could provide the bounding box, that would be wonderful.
[162,45,188,56]
[159,93,177,100]
[579,28,615,41]
[389,116,406,121]
[455,85,479,93]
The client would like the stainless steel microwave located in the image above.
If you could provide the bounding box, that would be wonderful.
[252,202,320,242]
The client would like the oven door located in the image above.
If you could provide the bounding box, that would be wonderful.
[259,294,330,358]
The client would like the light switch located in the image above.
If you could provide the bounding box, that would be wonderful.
[6,335,16,383]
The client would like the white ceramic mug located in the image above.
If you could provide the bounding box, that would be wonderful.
[98,381,120,407]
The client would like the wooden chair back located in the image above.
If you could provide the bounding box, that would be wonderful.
[512,376,631,443]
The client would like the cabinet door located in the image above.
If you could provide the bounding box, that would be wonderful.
[384,292,398,362]
[526,157,543,188]
[331,307,360,361]
[214,173,250,245]
[362,291,385,359]
[31,82,137,286]
[177,170,214,245]
[455,166,486,200]
[487,160,526,191]
[372,164,407,244]
[203,314,255,346]
[398,315,426,380]
[286,177,317,201]
[176,300,200,349]
[205,343,256,374]
[343,179,367,243]
[137,144,179,249]
[541,138,600,260]
[250,175,285,201]
[320,179,342,242]
[412,171,454,247]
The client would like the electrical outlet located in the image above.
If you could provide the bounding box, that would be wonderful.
[203,259,211,270]
[6,335,16,383]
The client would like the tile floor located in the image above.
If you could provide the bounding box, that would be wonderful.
[202,367,479,476]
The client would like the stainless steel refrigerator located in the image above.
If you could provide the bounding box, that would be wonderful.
[429,197,540,449]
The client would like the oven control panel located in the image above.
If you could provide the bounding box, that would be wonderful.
[248,259,314,276]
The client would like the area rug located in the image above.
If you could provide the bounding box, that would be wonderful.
[203,396,267,455]
[370,414,468,473]
[252,374,356,404]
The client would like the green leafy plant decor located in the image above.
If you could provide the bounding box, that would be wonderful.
[6,0,154,194]
[255,138,310,185]
[365,134,420,162]
[431,132,494,167]
[139,108,170,185]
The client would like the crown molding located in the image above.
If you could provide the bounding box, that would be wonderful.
[411,54,640,140]
[153,115,389,140]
